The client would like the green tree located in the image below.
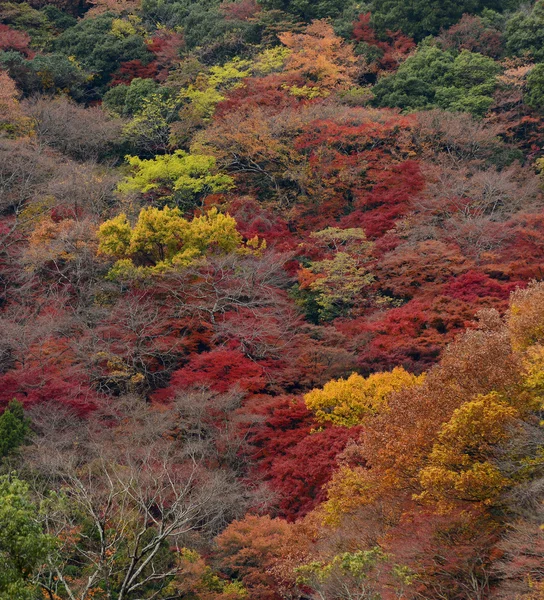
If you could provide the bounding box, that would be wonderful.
[370,0,510,40]
[53,13,152,90]
[103,77,161,117]
[0,401,30,459]
[525,63,544,111]
[0,51,89,100]
[505,0,544,63]
[0,474,54,600]
[297,227,374,322]
[373,46,500,116]
[257,0,354,21]
[141,0,256,50]
[295,547,388,599]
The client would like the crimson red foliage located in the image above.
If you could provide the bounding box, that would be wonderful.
[110,59,159,86]
[246,396,361,519]
[353,12,415,72]
[443,270,521,302]
[154,349,267,400]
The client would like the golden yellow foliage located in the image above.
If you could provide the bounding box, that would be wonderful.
[98,206,263,279]
[508,281,544,351]
[416,392,518,508]
[304,367,424,427]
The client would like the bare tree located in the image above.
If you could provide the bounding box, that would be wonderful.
[23,95,124,162]
[25,399,250,600]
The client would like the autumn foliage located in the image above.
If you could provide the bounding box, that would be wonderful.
[1,1,544,598]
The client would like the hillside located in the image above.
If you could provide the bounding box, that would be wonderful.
[0,0,543,598]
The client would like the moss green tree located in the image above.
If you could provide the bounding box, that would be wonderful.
[505,0,544,63]
[373,46,500,116]
[370,0,512,40]
[0,400,30,459]
[525,63,544,111]
[0,474,54,600]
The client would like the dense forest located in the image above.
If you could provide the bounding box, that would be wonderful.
[0,0,543,597]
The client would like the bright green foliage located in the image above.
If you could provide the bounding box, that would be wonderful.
[506,0,544,63]
[253,47,292,74]
[0,474,54,600]
[98,206,255,277]
[179,50,291,122]
[0,401,30,459]
[180,80,225,120]
[370,0,509,40]
[305,368,425,427]
[308,252,375,320]
[373,47,501,116]
[417,392,518,507]
[295,547,388,599]
[117,150,234,208]
[525,63,544,111]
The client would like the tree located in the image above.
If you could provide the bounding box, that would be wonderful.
[304,367,424,427]
[295,547,388,600]
[162,348,267,395]
[103,76,160,116]
[0,70,30,137]
[436,14,504,59]
[215,515,294,599]
[370,0,509,40]
[116,150,234,208]
[505,0,544,63]
[23,95,123,161]
[296,227,375,322]
[53,13,152,91]
[0,24,34,58]
[0,473,54,600]
[525,63,544,111]
[24,399,249,600]
[0,51,89,100]
[416,392,518,508]
[0,400,30,458]
[373,46,500,116]
[279,20,360,93]
[352,12,415,73]
[257,0,354,21]
[98,206,258,278]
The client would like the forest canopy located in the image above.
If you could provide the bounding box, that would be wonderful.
[0,0,543,598]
